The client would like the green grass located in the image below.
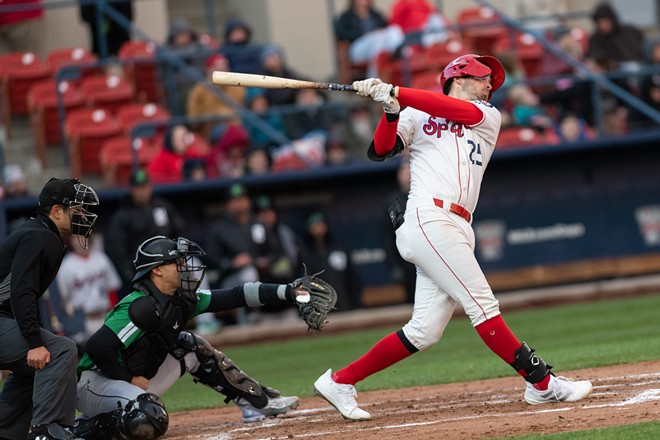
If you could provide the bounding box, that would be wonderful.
[161,294,660,438]
[3,294,658,437]
[493,421,660,439]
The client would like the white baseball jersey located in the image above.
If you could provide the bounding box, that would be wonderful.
[397,100,501,214]
[56,249,122,315]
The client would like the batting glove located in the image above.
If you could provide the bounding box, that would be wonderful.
[371,83,401,114]
[353,78,382,97]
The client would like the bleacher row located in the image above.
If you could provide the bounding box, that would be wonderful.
[0,6,595,190]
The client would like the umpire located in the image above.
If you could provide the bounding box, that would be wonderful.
[0,178,99,440]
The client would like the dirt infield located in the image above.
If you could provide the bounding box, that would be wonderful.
[165,360,660,439]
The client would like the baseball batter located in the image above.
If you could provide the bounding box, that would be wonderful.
[314,54,593,420]
[73,235,308,439]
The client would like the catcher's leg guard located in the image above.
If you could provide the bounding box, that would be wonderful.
[509,342,553,384]
[175,331,268,408]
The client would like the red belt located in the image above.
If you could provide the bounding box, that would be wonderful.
[433,198,472,222]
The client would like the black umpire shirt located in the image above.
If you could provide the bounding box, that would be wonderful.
[0,214,65,349]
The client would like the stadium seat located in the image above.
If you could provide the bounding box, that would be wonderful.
[493,32,545,77]
[80,74,135,115]
[0,52,51,135]
[47,47,98,82]
[425,39,473,71]
[118,40,162,103]
[116,102,170,136]
[27,79,86,167]
[100,134,158,186]
[377,45,427,86]
[456,6,509,54]
[496,126,560,149]
[411,71,442,92]
[65,108,122,176]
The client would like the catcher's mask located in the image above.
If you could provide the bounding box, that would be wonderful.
[440,53,505,100]
[38,177,99,249]
[132,236,206,293]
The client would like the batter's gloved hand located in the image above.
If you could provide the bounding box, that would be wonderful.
[353,78,382,97]
[371,83,401,114]
[289,265,337,331]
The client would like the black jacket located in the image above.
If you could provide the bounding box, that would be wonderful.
[0,215,65,348]
[105,197,185,290]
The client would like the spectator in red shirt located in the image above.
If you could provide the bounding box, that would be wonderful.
[147,124,208,183]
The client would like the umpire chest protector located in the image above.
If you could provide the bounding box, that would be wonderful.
[124,280,198,378]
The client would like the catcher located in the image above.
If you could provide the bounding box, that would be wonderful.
[74,235,337,440]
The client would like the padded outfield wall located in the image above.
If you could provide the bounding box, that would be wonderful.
[3,133,660,302]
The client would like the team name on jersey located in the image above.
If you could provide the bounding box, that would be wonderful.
[423,117,465,138]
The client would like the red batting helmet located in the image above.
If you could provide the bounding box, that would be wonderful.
[440,54,505,99]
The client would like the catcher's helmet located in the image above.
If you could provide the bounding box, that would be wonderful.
[132,236,206,292]
[440,54,505,99]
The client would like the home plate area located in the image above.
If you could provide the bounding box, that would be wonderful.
[165,360,660,440]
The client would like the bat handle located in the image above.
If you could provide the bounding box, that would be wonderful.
[328,83,355,92]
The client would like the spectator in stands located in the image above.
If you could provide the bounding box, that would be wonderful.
[388,0,455,48]
[628,39,660,129]
[552,112,595,144]
[334,0,390,83]
[206,123,250,178]
[218,18,263,74]
[161,17,210,115]
[148,124,208,183]
[245,147,272,175]
[508,83,553,129]
[335,103,378,159]
[299,211,363,311]
[205,183,264,325]
[259,43,324,108]
[105,169,186,298]
[79,0,133,57]
[243,88,287,150]
[2,164,28,199]
[187,53,246,140]
[587,3,645,68]
[251,194,302,321]
[0,0,44,56]
[55,235,121,353]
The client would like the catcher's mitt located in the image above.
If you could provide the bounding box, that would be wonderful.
[291,267,337,331]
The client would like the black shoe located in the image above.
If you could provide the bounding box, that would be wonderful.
[28,423,82,440]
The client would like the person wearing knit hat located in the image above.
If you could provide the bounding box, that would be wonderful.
[186,52,246,139]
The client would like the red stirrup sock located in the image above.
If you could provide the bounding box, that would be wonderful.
[333,331,416,385]
[475,315,550,390]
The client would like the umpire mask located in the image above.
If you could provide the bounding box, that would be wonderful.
[39,178,100,249]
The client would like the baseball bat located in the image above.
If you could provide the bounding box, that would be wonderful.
[212,71,355,92]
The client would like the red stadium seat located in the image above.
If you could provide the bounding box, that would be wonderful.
[456,6,509,54]
[0,52,51,135]
[65,108,122,176]
[118,40,162,103]
[411,71,442,92]
[116,102,170,136]
[100,134,159,186]
[425,39,473,71]
[80,74,135,115]
[496,127,560,149]
[493,32,545,77]
[47,47,98,82]
[377,45,427,86]
[27,79,86,167]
